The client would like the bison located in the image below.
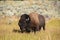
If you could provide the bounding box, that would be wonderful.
[18,12,45,33]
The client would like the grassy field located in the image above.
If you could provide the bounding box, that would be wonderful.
[0,18,60,40]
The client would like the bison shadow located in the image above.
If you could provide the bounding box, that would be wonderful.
[13,29,21,33]
[13,29,30,33]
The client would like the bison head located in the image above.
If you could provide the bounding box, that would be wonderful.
[18,14,30,33]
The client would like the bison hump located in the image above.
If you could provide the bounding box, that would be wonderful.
[29,12,40,25]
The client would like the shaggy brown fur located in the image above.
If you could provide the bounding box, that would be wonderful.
[29,12,40,26]
[29,12,40,32]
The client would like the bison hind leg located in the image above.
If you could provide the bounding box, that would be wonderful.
[43,24,45,30]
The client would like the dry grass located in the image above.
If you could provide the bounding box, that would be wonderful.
[0,18,60,40]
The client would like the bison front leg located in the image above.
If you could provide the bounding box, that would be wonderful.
[33,26,39,33]
[36,25,40,31]
[20,27,25,33]
[25,26,31,33]
[33,27,36,33]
